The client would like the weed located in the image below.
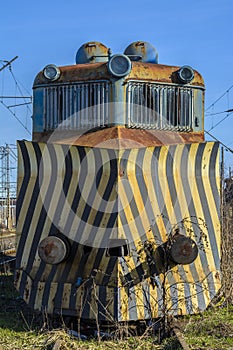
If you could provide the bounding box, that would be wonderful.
[0,273,233,349]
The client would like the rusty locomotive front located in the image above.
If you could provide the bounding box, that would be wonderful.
[15,41,221,322]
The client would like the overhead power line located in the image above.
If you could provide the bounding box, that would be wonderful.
[205,130,233,153]
[208,111,233,132]
[8,102,32,108]
[0,56,32,134]
[206,108,233,117]
[205,85,233,112]
[0,100,31,135]
[0,56,18,73]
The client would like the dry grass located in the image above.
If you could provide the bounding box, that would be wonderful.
[0,327,167,350]
[1,272,233,349]
[0,273,175,349]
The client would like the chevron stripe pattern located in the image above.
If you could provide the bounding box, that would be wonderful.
[15,140,221,321]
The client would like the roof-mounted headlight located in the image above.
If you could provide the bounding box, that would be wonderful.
[108,54,132,78]
[43,64,60,81]
[177,65,194,84]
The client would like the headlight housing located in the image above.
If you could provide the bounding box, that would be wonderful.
[108,54,131,78]
[168,234,198,265]
[38,236,69,264]
[43,64,60,81]
[177,65,194,84]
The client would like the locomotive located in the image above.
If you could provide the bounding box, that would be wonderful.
[15,41,221,322]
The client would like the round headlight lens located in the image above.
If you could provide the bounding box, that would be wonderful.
[169,234,198,265]
[38,236,69,264]
[43,64,60,81]
[108,54,132,78]
[178,65,194,84]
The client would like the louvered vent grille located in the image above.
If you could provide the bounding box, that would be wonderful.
[126,82,193,130]
[44,81,109,130]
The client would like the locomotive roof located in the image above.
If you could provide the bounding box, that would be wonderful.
[33,61,205,88]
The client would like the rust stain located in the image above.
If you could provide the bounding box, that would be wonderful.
[178,242,193,257]
[44,242,55,256]
[25,288,29,300]
[15,271,20,284]
[33,61,204,88]
[119,167,125,177]
[135,41,146,55]
[215,271,220,281]
[33,126,204,149]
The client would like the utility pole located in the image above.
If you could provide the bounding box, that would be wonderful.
[0,55,32,135]
[0,145,16,231]
[5,145,11,230]
[0,56,18,72]
[0,56,27,231]
[221,147,225,220]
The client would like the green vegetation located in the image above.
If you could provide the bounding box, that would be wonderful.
[0,329,163,350]
[183,305,233,349]
[0,272,232,349]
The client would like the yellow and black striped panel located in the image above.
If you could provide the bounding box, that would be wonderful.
[16,140,119,320]
[117,142,220,320]
[15,140,220,321]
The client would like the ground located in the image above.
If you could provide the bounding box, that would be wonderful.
[0,272,232,350]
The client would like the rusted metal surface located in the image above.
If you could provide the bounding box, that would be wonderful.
[33,62,109,86]
[128,62,204,86]
[169,234,198,265]
[76,41,108,64]
[38,236,69,265]
[124,41,158,63]
[33,126,204,148]
[33,51,204,136]
[33,61,204,88]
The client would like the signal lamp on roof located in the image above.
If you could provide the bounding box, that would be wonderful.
[108,54,132,78]
[177,65,194,84]
[43,64,60,81]
[124,41,158,64]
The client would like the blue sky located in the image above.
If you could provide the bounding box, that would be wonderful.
[1,0,233,169]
